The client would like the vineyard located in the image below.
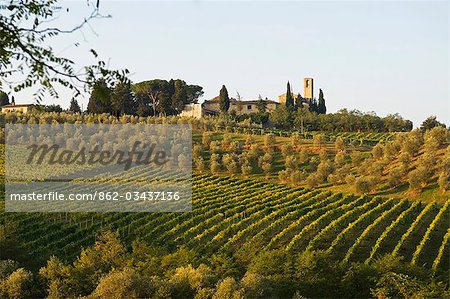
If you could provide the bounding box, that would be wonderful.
[1,173,449,276]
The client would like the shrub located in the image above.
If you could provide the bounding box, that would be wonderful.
[291,170,306,185]
[441,146,450,169]
[400,130,423,156]
[285,155,298,170]
[351,151,365,166]
[313,134,325,148]
[241,161,252,177]
[278,169,291,183]
[222,133,232,148]
[212,277,243,299]
[228,141,241,152]
[298,147,310,164]
[248,144,260,158]
[327,174,340,184]
[91,268,152,299]
[258,153,273,168]
[244,134,254,146]
[240,272,267,299]
[408,167,428,192]
[226,161,238,175]
[417,152,435,169]
[193,144,202,160]
[334,151,346,167]
[210,141,221,153]
[195,157,205,172]
[306,174,320,188]
[290,133,301,147]
[210,153,220,164]
[210,161,221,174]
[369,161,385,177]
[387,168,403,187]
[316,160,334,181]
[319,149,328,161]
[202,132,211,149]
[437,172,450,192]
[354,176,373,194]
[384,141,400,160]
[424,126,449,148]
[398,152,412,167]
[0,268,34,299]
[371,143,384,160]
[261,162,272,177]
[280,144,293,157]
[335,137,346,153]
[263,134,276,147]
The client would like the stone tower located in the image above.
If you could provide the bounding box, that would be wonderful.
[304,78,314,99]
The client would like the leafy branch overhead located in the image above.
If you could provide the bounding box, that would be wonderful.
[0,0,130,102]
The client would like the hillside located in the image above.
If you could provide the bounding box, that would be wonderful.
[0,113,449,298]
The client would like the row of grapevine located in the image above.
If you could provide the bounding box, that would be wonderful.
[1,175,448,273]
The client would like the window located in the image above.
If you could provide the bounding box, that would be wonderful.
[247,105,252,110]
[306,80,309,88]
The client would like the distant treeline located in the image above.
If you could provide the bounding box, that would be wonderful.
[86,79,203,117]
[268,108,413,132]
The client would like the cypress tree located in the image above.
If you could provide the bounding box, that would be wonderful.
[87,79,112,114]
[295,93,304,110]
[285,81,294,109]
[69,98,82,113]
[0,90,9,107]
[309,98,318,113]
[318,89,327,114]
[219,85,230,113]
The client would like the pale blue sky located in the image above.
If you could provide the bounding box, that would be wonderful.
[11,1,450,126]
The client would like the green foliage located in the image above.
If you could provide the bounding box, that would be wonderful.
[372,272,450,299]
[408,167,428,192]
[87,79,112,114]
[42,104,63,113]
[420,116,447,131]
[0,1,129,101]
[0,268,34,299]
[212,277,243,299]
[111,81,134,116]
[249,250,287,277]
[69,98,82,113]
[256,95,267,113]
[270,106,292,129]
[285,81,294,109]
[132,79,203,116]
[317,89,326,114]
[219,85,230,113]
[273,108,413,132]
[438,172,450,192]
[91,268,152,299]
[0,90,9,106]
[263,134,276,147]
[354,176,373,194]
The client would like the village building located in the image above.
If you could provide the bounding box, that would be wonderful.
[1,103,34,114]
[180,97,279,119]
[279,78,314,108]
[180,77,317,118]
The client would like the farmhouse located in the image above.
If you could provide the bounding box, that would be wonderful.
[180,77,318,119]
[180,98,279,119]
[1,103,34,114]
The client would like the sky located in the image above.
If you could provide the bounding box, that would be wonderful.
[8,0,450,127]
